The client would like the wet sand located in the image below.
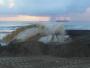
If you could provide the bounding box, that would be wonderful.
[0,56,90,68]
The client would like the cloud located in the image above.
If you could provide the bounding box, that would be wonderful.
[68,7,90,21]
[0,0,74,15]
[0,0,89,16]
[0,15,50,21]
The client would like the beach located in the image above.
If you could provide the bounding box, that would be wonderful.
[0,21,90,68]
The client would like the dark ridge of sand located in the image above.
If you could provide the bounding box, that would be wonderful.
[66,30,90,38]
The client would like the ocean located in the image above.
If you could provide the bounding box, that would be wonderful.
[0,21,90,39]
[0,21,32,39]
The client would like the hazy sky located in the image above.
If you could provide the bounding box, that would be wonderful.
[0,0,89,15]
[0,0,90,21]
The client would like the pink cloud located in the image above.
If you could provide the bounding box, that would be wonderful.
[0,15,50,21]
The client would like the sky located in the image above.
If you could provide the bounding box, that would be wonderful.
[0,0,90,21]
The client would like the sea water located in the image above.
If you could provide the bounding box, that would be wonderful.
[0,21,90,39]
[0,21,31,39]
